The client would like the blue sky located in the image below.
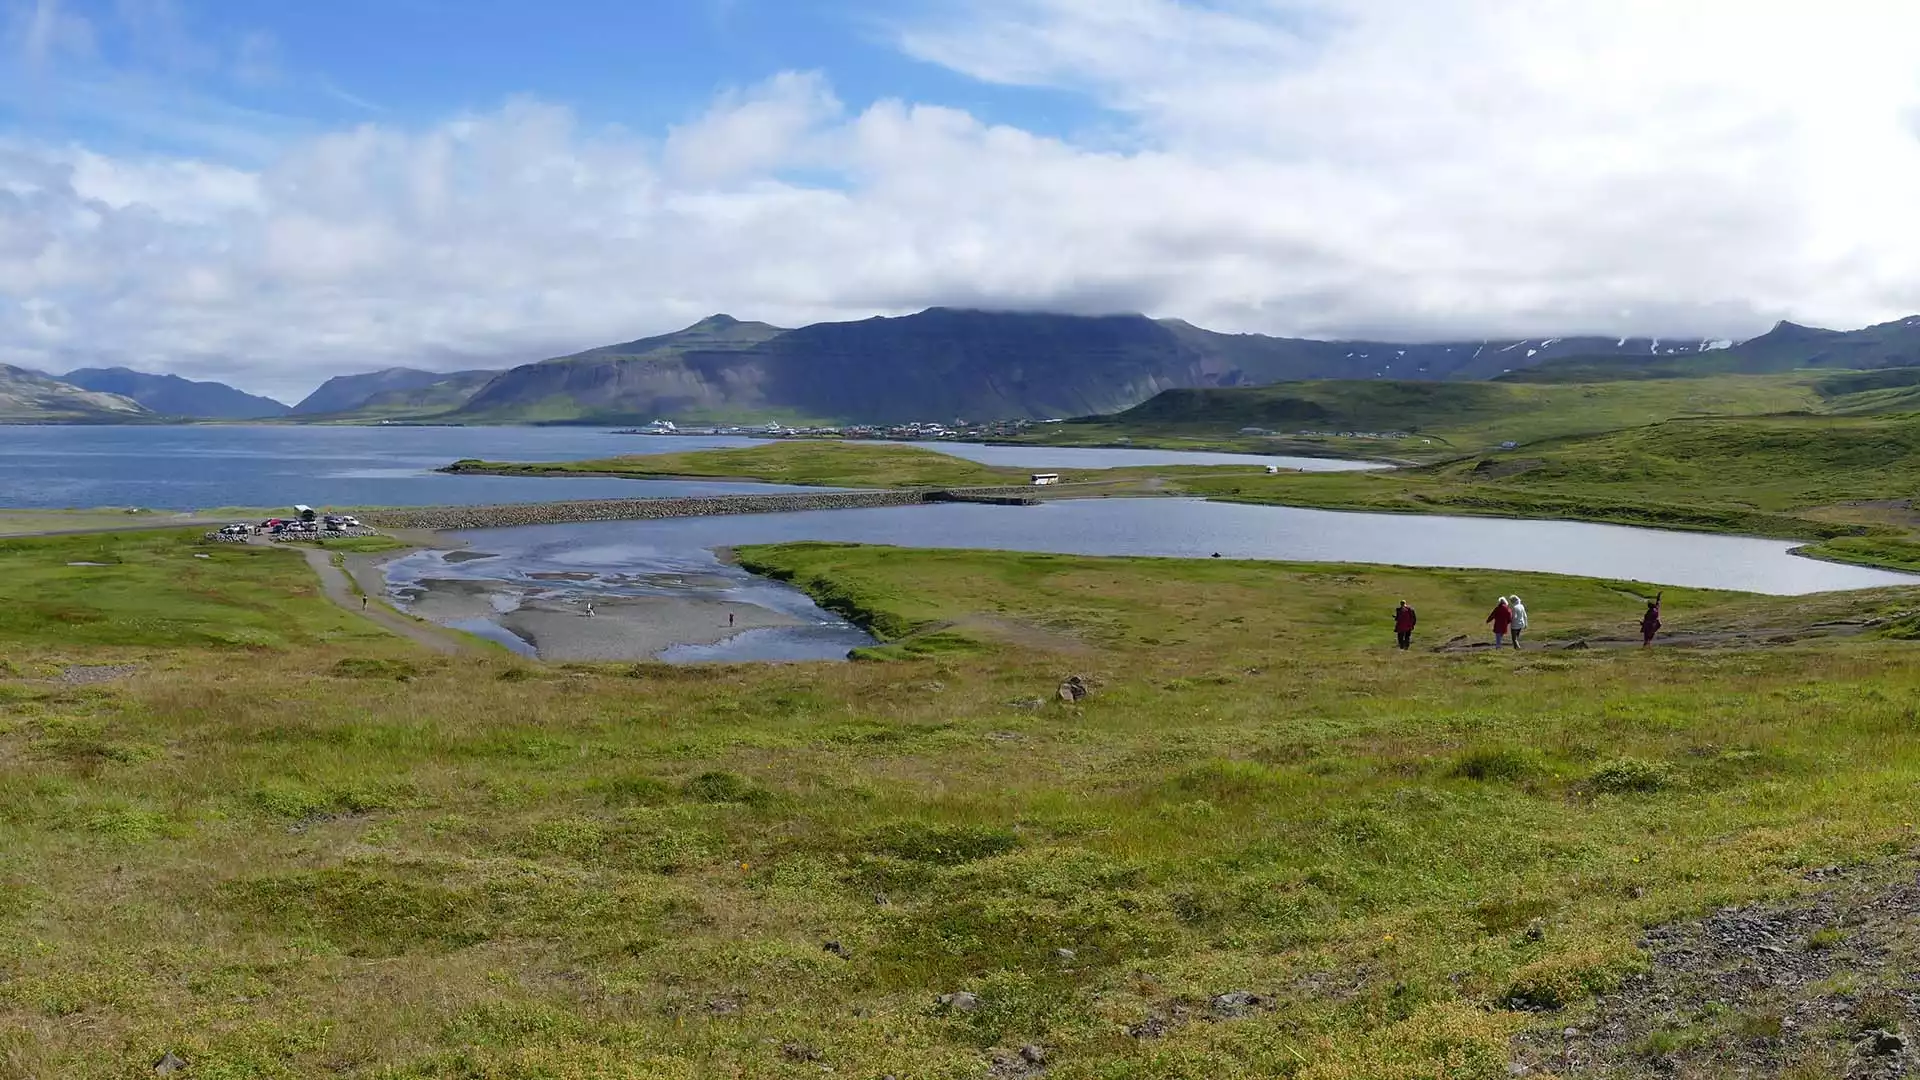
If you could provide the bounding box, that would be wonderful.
[2,0,1106,160]
[5,0,1919,398]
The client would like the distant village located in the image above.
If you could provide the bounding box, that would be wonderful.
[615,417,1060,441]
[615,418,1434,445]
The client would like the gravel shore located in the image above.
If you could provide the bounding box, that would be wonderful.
[359,487,1039,531]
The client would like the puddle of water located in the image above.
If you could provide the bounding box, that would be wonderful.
[657,625,879,664]
[448,617,538,657]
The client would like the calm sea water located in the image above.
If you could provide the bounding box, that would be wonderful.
[0,426,1366,510]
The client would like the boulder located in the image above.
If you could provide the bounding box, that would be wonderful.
[938,990,981,1013]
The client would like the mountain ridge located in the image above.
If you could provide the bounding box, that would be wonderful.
[0,365,152,423]
[61,367,289,419]
[421,308,1784,425]
[24,308,1920,426]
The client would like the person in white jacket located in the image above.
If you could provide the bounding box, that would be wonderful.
[1507,594,1528,649]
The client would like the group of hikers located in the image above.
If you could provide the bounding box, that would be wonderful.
[1392,591,1663,651]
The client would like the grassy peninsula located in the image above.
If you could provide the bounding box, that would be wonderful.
[445,442,1037,489]
[442,441,1215,492]
[9,527,1920,1077]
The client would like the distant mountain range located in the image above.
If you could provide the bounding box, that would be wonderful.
[61,367,289,419]
[0,365,151,423]
[285,310,1777,426]
[7,310,1920,426]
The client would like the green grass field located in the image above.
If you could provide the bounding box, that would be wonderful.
[10,528,1920,1077]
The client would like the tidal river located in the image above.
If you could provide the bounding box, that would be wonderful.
[381,498,1919,663]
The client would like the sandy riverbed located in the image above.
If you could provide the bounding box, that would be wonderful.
[499,595,806,661]
[379,572,811,661]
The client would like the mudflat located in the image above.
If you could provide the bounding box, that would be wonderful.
[498,595,807,660]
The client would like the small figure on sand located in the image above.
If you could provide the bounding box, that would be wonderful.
[584,600,595,618]
[1507,594,1528,650]
[1486,596,1514,647]
[1641,591,1662,646]
[1393,601,1417,650]
[728,611,735,628]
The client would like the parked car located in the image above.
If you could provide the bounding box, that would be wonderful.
[339,515,361,528]
[258,517,285,529]
[219,523,251,536]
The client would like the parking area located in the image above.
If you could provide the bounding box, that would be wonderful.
[203,507,380,544]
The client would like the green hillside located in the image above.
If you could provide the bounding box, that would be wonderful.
[1179,411,1920,564]
[1045,373,1829,458]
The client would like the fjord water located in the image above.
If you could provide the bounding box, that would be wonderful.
[0,425,783,509]
[0,425,1373,510]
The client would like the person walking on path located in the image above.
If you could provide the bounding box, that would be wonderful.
[361,595,368,611]
[1640,591,1663,646]
[1394,601,1417,650]
[1507,594,1528,649]
[1486,596,1514,648]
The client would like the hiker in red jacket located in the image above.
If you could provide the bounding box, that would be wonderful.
[1641,591,1663,646]
[1486,596,1514,647]
[1394,601,1417,650]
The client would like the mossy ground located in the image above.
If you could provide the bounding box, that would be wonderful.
[7,531,1920,1077]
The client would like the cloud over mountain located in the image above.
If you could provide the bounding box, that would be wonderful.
[3,0,1919,399]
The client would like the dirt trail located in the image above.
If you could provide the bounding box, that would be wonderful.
[290,545,467,655]
[1433,613,1912,654]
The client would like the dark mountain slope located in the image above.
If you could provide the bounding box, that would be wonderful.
[348,371,500,417]
[61,368,288,419]
[454,315,786,422]
[751,310,1219,421]
[293,368,497,416]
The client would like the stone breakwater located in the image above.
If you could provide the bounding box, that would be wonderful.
[359,488,1042,532]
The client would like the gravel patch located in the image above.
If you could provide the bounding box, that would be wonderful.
[60,664,141,685]
[1513,861,1920,1078]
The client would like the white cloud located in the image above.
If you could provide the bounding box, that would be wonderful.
[4,0,1920,399]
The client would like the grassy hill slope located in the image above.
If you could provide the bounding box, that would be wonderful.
[1043,373,1829,458]
[1180,411,1920,563]
[11,528,1920,1076]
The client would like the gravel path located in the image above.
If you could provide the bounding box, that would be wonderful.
[291,545,466,655]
